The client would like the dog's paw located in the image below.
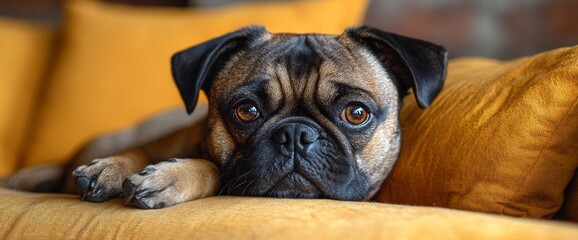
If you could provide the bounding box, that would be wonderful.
[123,158,220,209]
[72,157,133,203]
[123,159,188,209]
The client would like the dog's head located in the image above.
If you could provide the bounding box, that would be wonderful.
[171,26,447,200]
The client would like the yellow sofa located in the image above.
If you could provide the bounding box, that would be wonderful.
[1,0,577,238]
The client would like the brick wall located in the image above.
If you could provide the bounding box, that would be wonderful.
[364,0,578,59]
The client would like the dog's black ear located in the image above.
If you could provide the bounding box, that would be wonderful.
[171,26,267,114]
[345,26,448,109]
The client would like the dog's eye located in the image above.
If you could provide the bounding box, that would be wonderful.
[235,102,260,123]
[341,104,369,125]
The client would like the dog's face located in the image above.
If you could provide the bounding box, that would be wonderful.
[172,26,447,200]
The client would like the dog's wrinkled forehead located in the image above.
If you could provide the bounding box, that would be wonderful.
[265,34,321,81]
[171,26,447,115]
[211,33,393,109]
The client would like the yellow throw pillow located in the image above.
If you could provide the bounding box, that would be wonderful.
[376,46,578,220]
[0,17,54,177]
[23,0,369,166]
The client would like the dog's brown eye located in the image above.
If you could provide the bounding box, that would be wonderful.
[341,104,369,125]
[235,102,260,123]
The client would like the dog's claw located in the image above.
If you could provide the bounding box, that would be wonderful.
[139,167,154,176]
[123,179,152,209]
[89,178,96,189]
[75,176,110,203]
[131,198,151,209]
[75,176,91,200]
[74,172,122,203]
[93,186,105,197]
[135,189,151,200]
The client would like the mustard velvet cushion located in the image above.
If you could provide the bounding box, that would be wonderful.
[1,188,577,239]
[23,0,369,166]
[377,47,578,219]
[0,18,54,177]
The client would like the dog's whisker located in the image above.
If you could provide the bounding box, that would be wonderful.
[218,171,238,196]
[231,170,255,194]
[219,175,237,196]
[241,180,255,197]
[230,179,248,194]
[223,169,254,195]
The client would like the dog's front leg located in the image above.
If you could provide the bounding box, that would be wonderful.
[123,158,219,209]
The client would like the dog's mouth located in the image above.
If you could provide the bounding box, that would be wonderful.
[219,169,322,198]
[219,151,372,200]
[263,172,321,198]
[219,151,370,200]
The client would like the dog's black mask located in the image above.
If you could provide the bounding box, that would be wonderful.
[220,116,370,199]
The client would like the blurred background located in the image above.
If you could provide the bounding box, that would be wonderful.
[1,0,577,59]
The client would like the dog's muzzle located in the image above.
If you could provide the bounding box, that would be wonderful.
[221,117,370,200]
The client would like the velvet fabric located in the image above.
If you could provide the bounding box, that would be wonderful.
[0,17,54,177]
[377,47,578,220]
[1,187,577,239]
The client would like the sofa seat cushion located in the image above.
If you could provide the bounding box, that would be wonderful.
[0,188,577,239]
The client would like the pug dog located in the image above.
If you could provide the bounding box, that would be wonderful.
[2,26,447,209]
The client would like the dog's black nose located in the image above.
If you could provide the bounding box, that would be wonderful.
[272,123,319,150]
